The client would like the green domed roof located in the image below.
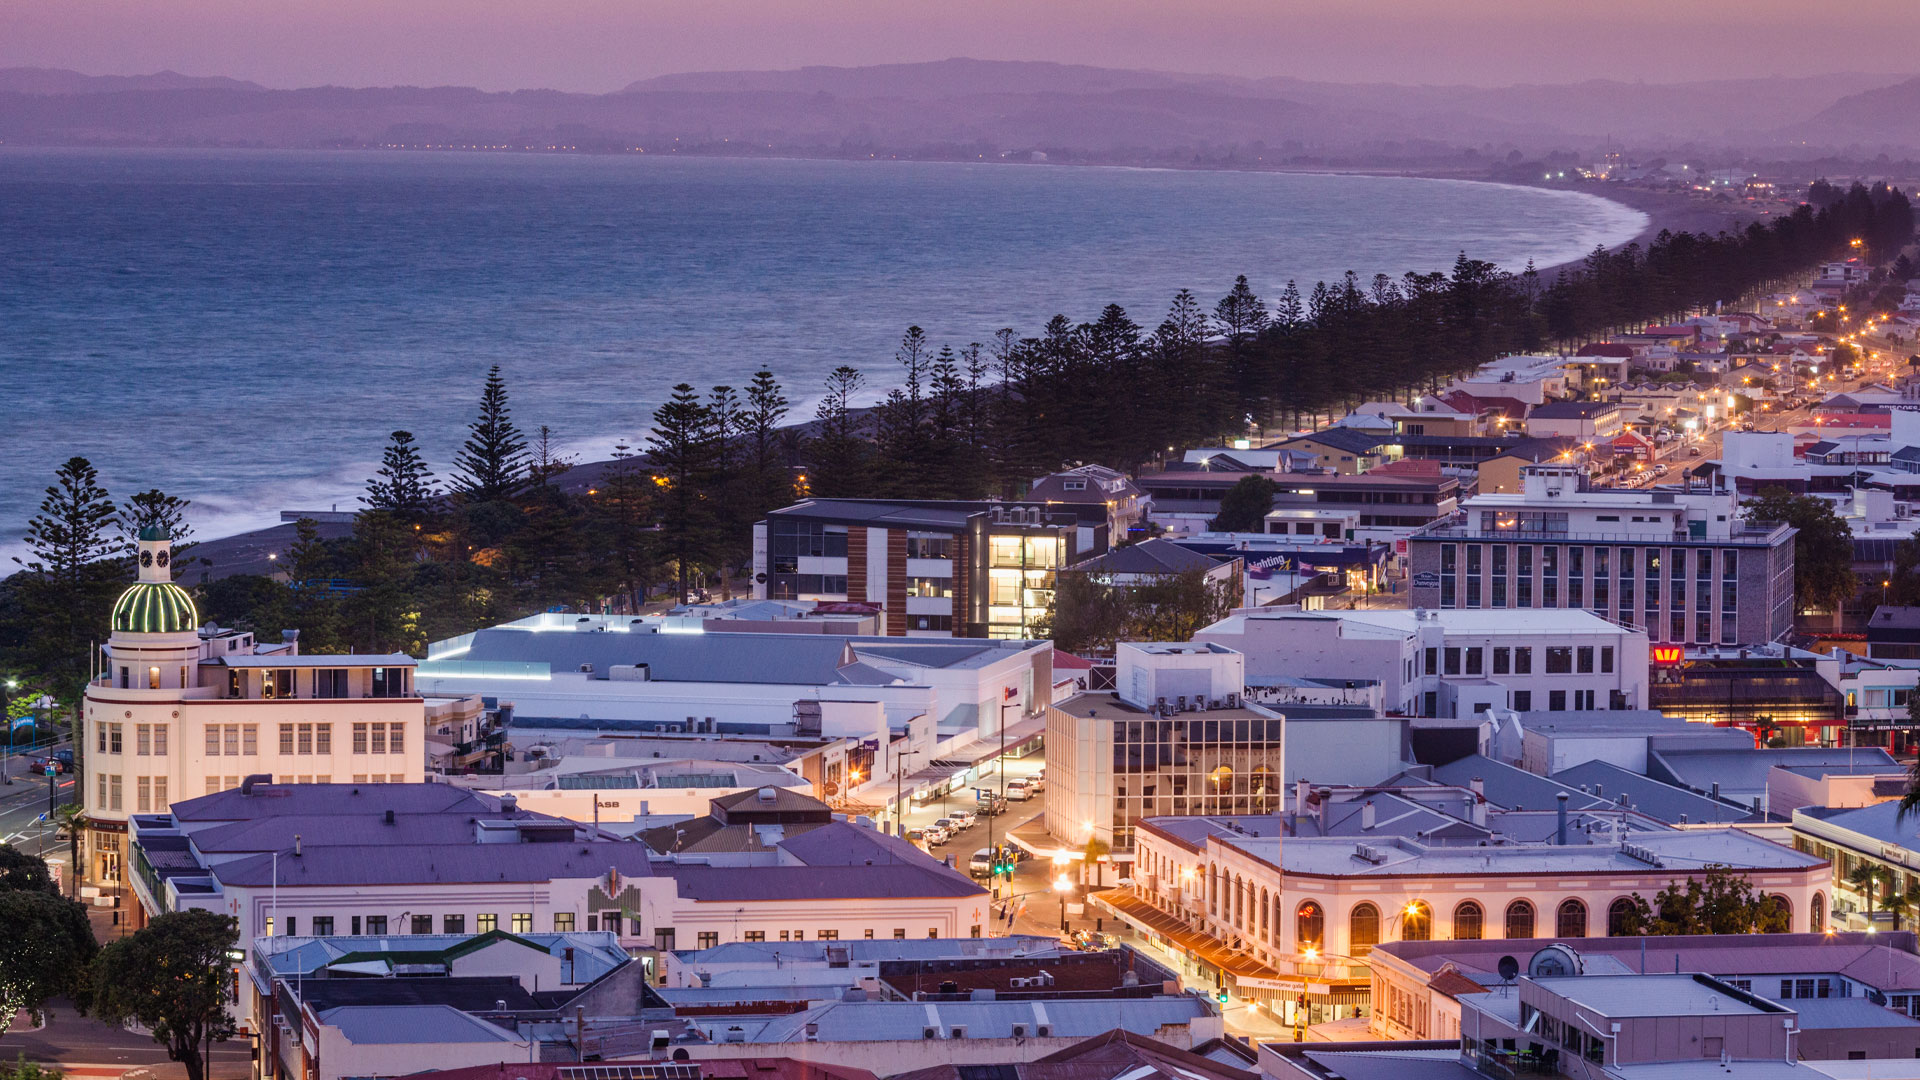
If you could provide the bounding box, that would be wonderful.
[112,582,198,634]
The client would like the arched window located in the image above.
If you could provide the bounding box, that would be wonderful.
[1811,893,1826,933]
[1401,900,1432,941]
[1453,901,1484,940]
[1762,894,1792,933]
[1557,898,1588,938]
[1297,901,1325,949]
[1607,897,1639,937]
[1259,889,1270,935]
[1350,903,1380,956]
[1505,900,1535,939]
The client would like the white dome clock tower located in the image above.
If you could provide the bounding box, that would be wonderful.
[83,525,200,892]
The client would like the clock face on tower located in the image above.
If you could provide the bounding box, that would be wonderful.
[139,551,153,567]
[156,551,170,568]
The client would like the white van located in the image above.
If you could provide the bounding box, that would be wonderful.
[1006,779,1034,801]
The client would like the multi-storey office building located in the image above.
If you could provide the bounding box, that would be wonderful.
[1044,642,1284,853]
[81,528,443,901]
[751,499,1076,638]
[1195,607,1650,719]
[1405,465,1796,645]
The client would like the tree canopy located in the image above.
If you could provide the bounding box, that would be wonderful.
[0,846,96,1045]
[1742,487,1858,616]
[90,909,238,1080]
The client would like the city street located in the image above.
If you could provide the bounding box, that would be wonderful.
[3,1003,253,1078]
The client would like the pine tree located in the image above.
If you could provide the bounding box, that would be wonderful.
[362,431,436,514]
[451,366,528,503]
[118,488,194,570]
[17,458,120,699]
[648,384,717,604]
[598,440,656,613]
[743,370,793,519]
[807,366,869,498]
[528,426,575,487]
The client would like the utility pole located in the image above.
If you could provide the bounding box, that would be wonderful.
[988,701,1010,903]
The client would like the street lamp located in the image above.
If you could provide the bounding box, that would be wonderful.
[1053,872,1075,933]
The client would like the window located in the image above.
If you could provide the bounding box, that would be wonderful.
[315,724,331,754]
[315,669,348,698]
[894,929,907,940]
[477,914,497,933]
[906,577,954,599]
[1601,646,1614,674]
[243,725,257,755]
[109,774,122,811]
[1424,647,1438,676]
[353,723,368,754]
[1513,647,1532,675]
[1402,901,1432,941]
[817,930,839,941]
[444,914,466,934]
[697,932,719,949]
[411,914,433,934]
[1513,691,1532,712]
[1454,901,1483,940]
[136,776,151,813]
[1506,900,1535,939]
[297,724,313,755]
[372,725,387,754]
[1444,648,1461,676]
[206,725,220,756]
[744,931,766,942]
[279,724,295,755]
[1465,648,1483,676]
[1545,647,1573,674]
[136,724,151,756]
[108,724,122,754]
[1557,899,1587,938]
[365,916,388,935]
[1549,690,1567,711]
[1296,901,1324,948]
[1607,897,1639,936]
[387,724,404,755]
[1493,647,1510,675]
[1576,646,1594,674]
[154,777,167,810]
[313,917,334,936]
[511,913,533,934]
[1350,903,1380,956]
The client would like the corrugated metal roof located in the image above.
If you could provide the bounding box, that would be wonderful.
[213,841,655,887]
[320,1004,525,1045]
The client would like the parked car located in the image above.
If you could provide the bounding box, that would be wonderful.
[1006,780,1033,801]
[968,849,995,878]
[977,797,1007,817]
[1029,770,1046,791]
[924,825,950,845]
[1688,446,1703,456]
[947,809,977,829]
[29,749,73,775]
[933,817,957,834]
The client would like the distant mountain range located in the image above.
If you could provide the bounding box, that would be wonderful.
[1,59,1914,161]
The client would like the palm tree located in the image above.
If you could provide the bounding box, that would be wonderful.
[1849,865,1890,919]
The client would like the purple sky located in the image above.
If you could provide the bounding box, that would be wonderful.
[4,0,1918,92]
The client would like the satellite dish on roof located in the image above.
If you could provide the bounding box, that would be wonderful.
[1529,944,1584,978]
[1497,955,1520,983]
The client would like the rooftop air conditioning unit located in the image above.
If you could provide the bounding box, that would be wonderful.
[923,1027,940,1040]
[1035,1024,1053,1037]
[1010,1023,1030,1038]
[948,1026,967,1039]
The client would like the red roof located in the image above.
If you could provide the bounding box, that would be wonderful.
[1052,652,1095,670]
[1370,458,1444,478]
[1575,343,1637,358]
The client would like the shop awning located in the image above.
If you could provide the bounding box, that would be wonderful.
[1094,887,1281,983]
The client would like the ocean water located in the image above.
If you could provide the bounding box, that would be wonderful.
[0,149,1646,553]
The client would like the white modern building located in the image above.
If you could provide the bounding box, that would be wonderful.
[1405,463,1798,645]
[1195,606,1650,718]
[82,528,453,901]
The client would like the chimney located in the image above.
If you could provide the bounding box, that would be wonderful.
[500,793,518,813]
[239,773,273,796]
[281,629,300,656]
[1469,776,1485,799]
[1361,800,1376,830]
[384,809,396,825]
[1295,779,1311,815]
[1556,792,1570,845]
[1710,782,1720,801]
[294,834,303,857]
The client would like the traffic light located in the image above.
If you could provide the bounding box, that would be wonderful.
[1215,988,1230,1005]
